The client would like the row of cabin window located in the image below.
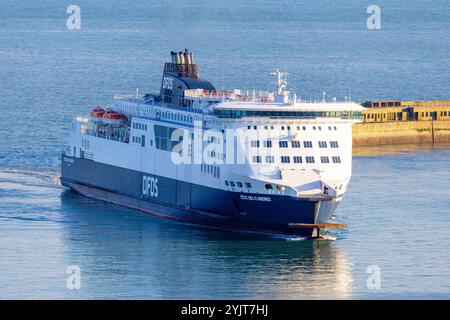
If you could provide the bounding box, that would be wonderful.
[422,111,449,117]
[159,110,195,123]
[207,150,224,160]
[247,125,338,131]
[133,122,148,131]
[224,180,252,189]
[251,140,339,148]
[200,163,220,178]
[252,155,341,164]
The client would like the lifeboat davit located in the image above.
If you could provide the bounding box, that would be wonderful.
[90,107,105,122]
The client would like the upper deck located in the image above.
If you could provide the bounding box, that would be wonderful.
[114,91,364,122]
[112,49,365,122]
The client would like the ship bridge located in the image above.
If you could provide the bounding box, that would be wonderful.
[212,101,365,120]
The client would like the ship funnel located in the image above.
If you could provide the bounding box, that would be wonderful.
[170,51,177,64]
[179,51,185,64]
[170,49,195,65]
[164,49,200,78]
[184,49,190,65]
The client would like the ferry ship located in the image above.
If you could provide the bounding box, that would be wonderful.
[61,49,364,238]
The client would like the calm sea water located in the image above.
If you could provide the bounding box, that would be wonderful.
[0,0,449,299]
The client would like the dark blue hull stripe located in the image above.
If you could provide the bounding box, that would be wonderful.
[61,155,330,237]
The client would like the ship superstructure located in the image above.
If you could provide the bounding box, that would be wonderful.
[61,49,364,238]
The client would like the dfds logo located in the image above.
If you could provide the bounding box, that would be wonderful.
[142,175,158,198]
[162,76,173,90]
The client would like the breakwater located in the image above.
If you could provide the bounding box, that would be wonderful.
[352,120,450,146]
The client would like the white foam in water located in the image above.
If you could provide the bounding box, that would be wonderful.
[284,235,337,241]
[319,234,337,241]
[285,237,307,241]
[0,169,61,188]
[267,229,342,241]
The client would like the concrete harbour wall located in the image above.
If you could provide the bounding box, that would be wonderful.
[352,120,450,146]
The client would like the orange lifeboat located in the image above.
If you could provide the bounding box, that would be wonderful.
[103,110,123,125]
[103,110,120,120]
[90,107,105,120]
[103,110,128,125]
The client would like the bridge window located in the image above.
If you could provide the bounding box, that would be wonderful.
[214,109,362,119]
[245,182,252,188]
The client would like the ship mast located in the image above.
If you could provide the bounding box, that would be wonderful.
[271,70,290,103]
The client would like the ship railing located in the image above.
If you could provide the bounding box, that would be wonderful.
[184,89,275,103]
[160,104,207,115]
[82,151,94,160]
[361,116,426,123]
[114,92,158,102]
[80,125,130,144]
